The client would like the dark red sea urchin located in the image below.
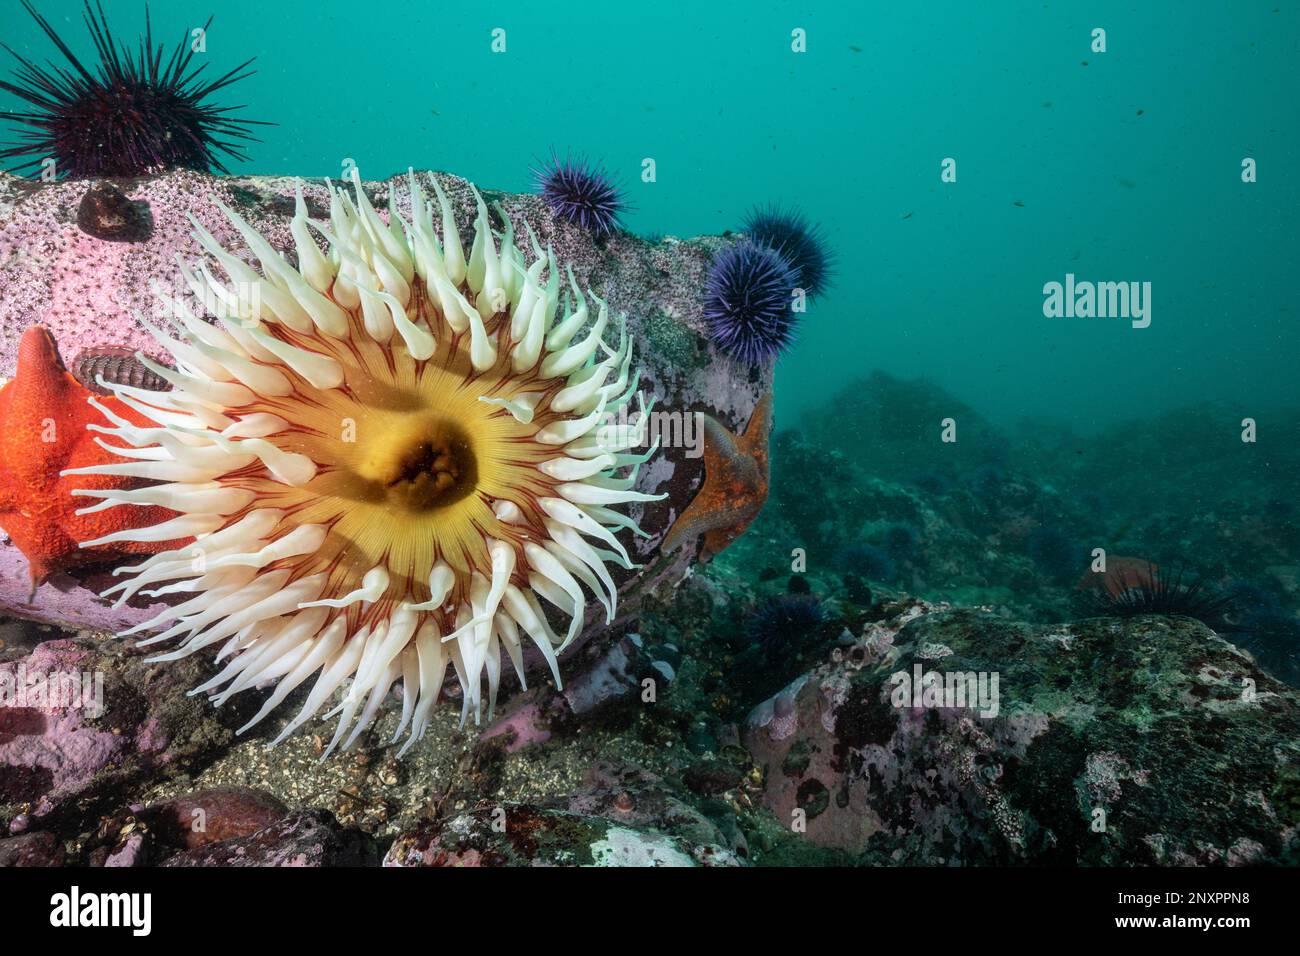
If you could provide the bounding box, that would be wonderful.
[534,153,626,238]
[1077,562,1242,634]
[0,0,266,179]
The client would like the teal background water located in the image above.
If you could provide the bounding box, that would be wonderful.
[4,0,1297,432]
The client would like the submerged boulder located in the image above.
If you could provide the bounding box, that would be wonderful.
[160,809,376,867]
[743,602,1300,865]
[0,635,238,829]
[384,763,744,867]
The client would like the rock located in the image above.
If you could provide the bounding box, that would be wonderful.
[683,758,746,795]
[142,787,289,851]
[743,604,1300,864]
[384,805,737,868]
[481,632,665,745]
[80,804,157,867]
[75,182,153,242]
[160,810,375,867]
[77,790,293,867]
[684,722,717,755]
[385,762,745,867]
[478,697,555,753]
[0,553,171,635]
[571,762,747,861]
[104,832,147,867]
[0,829,66,866]
[798,371,1008,485]
[0,637,239,826]
[561,634,643,716]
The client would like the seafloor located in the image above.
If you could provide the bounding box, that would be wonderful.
[2,370,1297,866]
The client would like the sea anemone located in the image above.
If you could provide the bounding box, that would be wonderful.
[741,204,833,299]
[703,240,800,364]
[1077,564,1240,633]
[534,154,626,238]
[0,1,265,179]
[63,169,663,757]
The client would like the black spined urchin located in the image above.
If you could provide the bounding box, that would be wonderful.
[534,153,627,238]
[742,203,834,299]
[1077,563,1241,634]
[0,0,267,179]
[703,239,801,365]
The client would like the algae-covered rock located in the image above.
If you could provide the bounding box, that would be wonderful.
[743,603,1300,865]
[384,807,739,868]
[159,809,377,867]
[384,763,745,867]
[0,829,66,866]
[0,635,241,829]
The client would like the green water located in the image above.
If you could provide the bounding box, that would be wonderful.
[3,0,1297,431]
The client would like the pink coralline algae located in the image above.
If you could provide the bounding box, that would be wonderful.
[0,636,234,819]
[0,641,124,808]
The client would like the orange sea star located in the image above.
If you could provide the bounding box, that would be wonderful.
[0,325,183,590]
[663,393,772,562]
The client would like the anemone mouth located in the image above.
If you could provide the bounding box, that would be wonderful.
[382,419,478,512]
[238,314,561,593]
[65,169,665,757]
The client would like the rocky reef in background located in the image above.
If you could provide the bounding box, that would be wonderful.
[770,371,1300,684]
[2,368,1297,866]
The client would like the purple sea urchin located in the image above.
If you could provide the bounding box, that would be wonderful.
[65,170,662,757]
[703,240,800,364]
[535,154,626,238]
[0,1,265,178]
[742,204,833,299]
[750,593,825,658]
